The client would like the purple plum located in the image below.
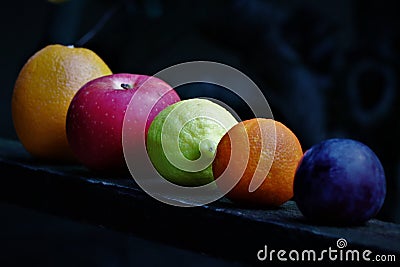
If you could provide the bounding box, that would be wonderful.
[293,138,386,225]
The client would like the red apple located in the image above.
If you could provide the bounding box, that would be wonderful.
[66,73,180,171]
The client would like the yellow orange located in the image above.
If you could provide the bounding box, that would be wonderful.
[12,44,112,161]
[212,118,303,207]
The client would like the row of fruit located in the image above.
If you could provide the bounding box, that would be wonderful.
[11,44,386,226]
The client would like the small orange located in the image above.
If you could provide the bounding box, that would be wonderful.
[12,44,112,161]
[212,118,303,207]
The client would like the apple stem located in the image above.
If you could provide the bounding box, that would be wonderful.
[121,83,133,90]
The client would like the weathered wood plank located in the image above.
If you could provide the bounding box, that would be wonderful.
[0,138,399,265]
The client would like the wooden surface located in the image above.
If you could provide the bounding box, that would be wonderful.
[0,138,399,265]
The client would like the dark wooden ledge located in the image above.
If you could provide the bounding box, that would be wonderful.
[0,138,399,265]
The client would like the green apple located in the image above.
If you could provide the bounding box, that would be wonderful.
[146,98,238,186]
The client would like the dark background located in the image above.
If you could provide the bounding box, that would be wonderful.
[1,0,399,266]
